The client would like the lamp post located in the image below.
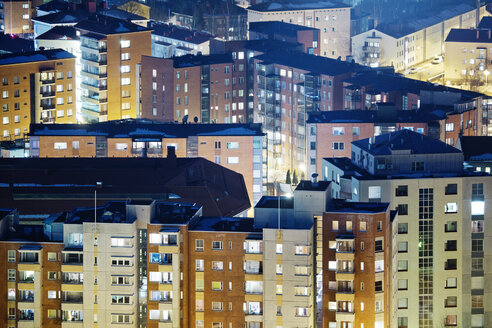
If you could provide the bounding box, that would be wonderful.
[485,70,490,85]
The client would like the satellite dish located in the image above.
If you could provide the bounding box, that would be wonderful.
[182,114,188,124]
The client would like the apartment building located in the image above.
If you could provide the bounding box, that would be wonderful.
[246,0,351,59]
[253,50,360,182]
[0,0,42,35]
[249,21,320,56]
[306,109,444,177]
[0,190,317,328]
[150,21,216,58]
[75,14,151,122]
[0,49,76,141]
[141,54,248,124]
[323,130,492,328]
[323,201,392,328]
[28,120,265,206]
[352,3,484,71]
[444,24,492,84]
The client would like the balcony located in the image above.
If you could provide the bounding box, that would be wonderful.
[63,253,83,265]
[62,292,83,303]
[41,78,55,85]
[19,291,35,302]
[41,117,56,124]
[40,103,56,110]
[40,90,55,98]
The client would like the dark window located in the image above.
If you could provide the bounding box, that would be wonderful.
[445,240,457,251]
[445,259,457,270]
[395,185,408,197]
[375,280,383,292]
[375,240,383,252]
[472,239,483,252]
[397,204,408,215]
[445,184,457,195]
[411,161,425,171]
[398,223,408,234]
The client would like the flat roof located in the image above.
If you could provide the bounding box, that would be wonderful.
[255,196,294,209]
[295,180,330,191]
[325,200,389,213]
[307,109,446,124]
[446,28,492,43]
[248,0,349,12]
[30,119,264,138]
[0,49,75,66]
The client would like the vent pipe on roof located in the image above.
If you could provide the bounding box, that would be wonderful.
[311,173,318,187]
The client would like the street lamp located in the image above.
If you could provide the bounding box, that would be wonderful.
[485,70,490,84]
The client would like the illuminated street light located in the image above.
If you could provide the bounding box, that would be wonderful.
[485,70,490,84]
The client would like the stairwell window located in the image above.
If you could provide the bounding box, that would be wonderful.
[120,40,130,48]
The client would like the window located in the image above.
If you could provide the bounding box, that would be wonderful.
[375,281,383,292]
[359,221,366,232]
[411,161,425,171]
[445,123,454,131]
[472,295,483,308]
[472,258,483,271]
[121,53,130,60]
[120,40,130,48]
[212,261,223,271]
[111,237,132,247]
[375,240,383,252]
[8,269,15,281]
[276,264,283,274]
[227,157,239,164]
[368,186,381,201]
[332,142,344,150]
[445,202,458,213]
[276,244,283,254]
[3,116,9,124]
[352,127,359,136]
[215,141,221,149]
[227,142,238,149]
[195,239,204,252]
[54,142,67,150]
[395,185,408,196]
[121,78,130,85]
[212,323,223,328]
[397,204,408,215]
[445,240,457,251]
[398,260,408,271]
[211,281,223,290]
[445,221,457,232]
[121,65,130,73]
[112,315,130,323]
[295,245,310,255]
[212,241,223,250]
[48,252,57,261]
[2,91,7,98]
[332,220,338,231]
[445,277,457,288]
[398,241,408,253]
[471,220,484,233]
[398,222,408,234]
[445,183,457,195]
[116,143,128,151]
[445,315,457,326]
[398,298,408,309]
[398,279,408,290]
[332,127,344,136]
[445,259,457,270]
[398,317,408,328]
[212,302,223,311]
[472,239,483,252]
[48,290,57,299]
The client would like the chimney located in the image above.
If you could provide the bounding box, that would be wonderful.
[477,30,479,40]
[311,173,318,187]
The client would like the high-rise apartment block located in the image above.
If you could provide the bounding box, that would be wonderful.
[324,130,492,328]
[141,54,249,124]
[253,50,359,181]
[246,0,351,59]
[75,15,151,122]
[0,49,76,141]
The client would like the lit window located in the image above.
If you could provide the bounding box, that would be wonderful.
[121,65,130,73]
[120,40,130,48]
[54,142,67,150]
[121,78,130,85]
[445,203,458,213]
